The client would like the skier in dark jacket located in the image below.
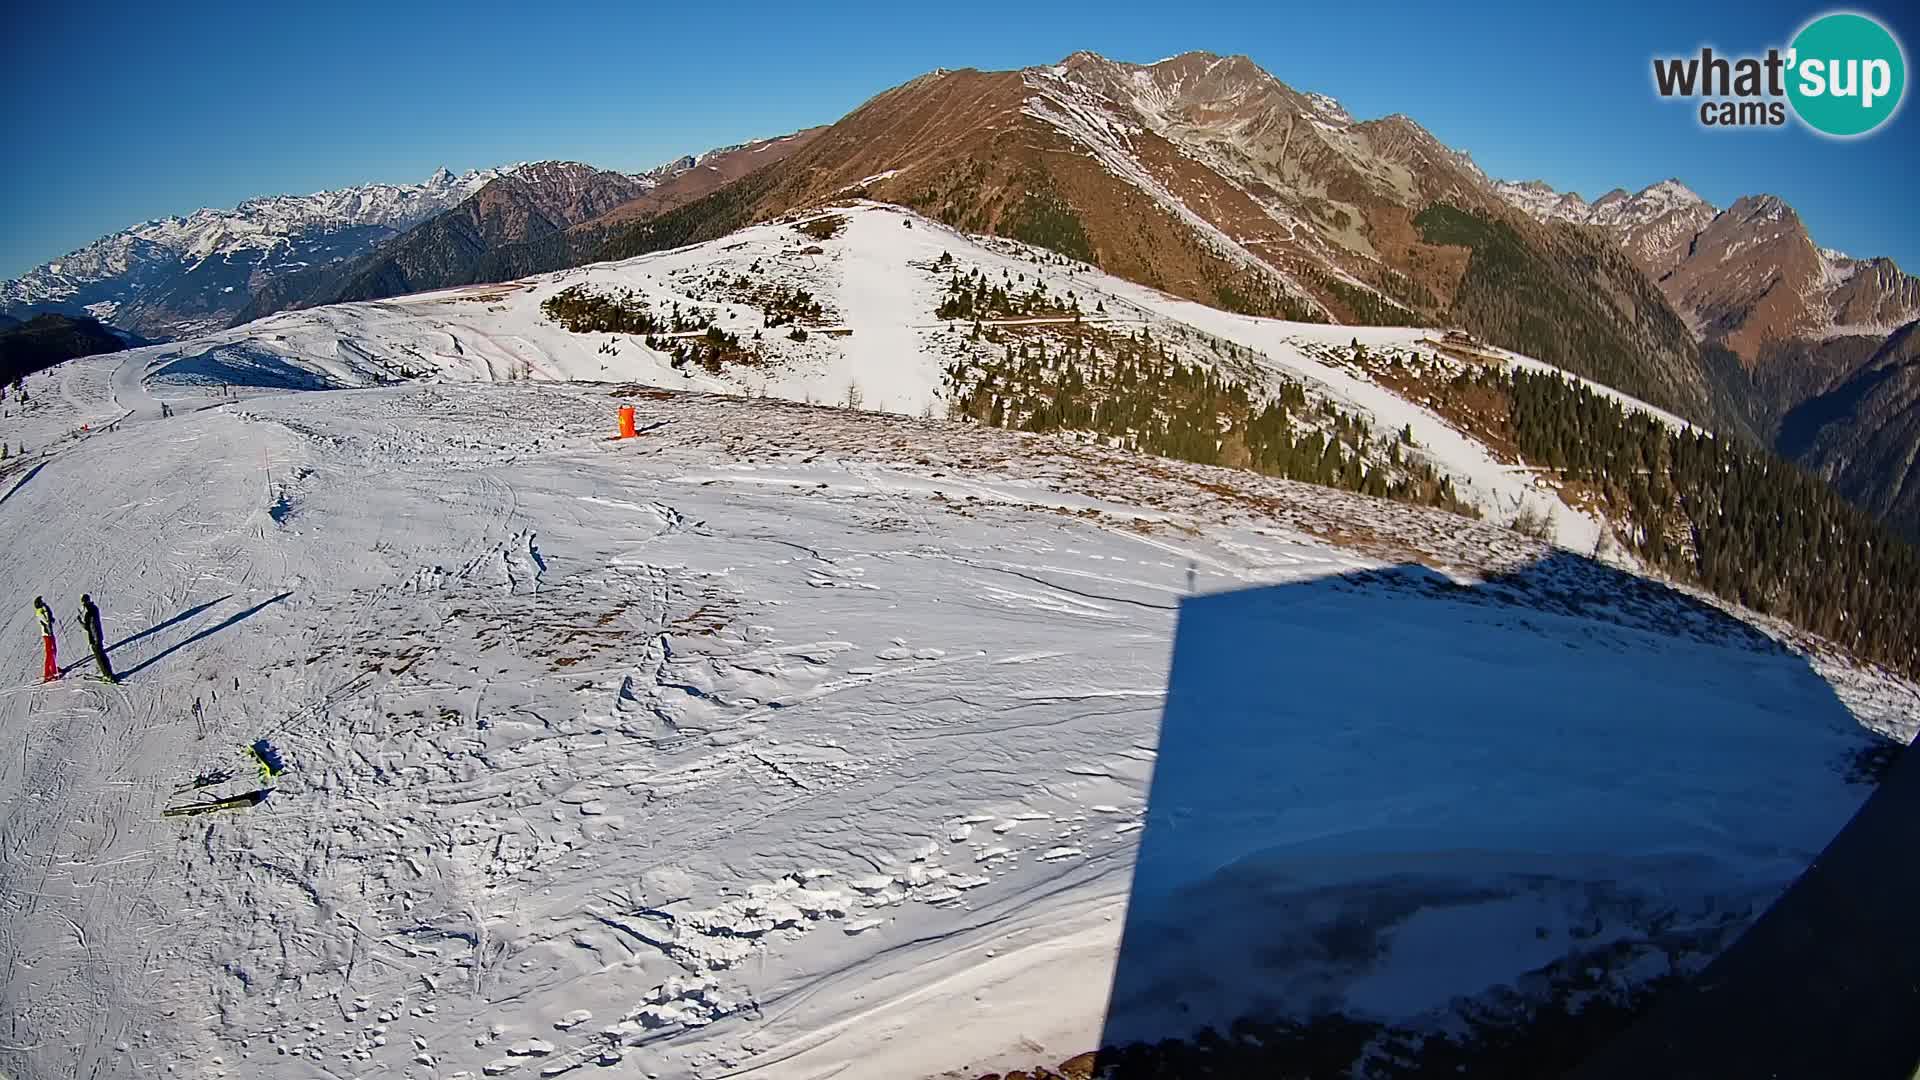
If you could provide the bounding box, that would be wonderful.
[34,596,57,682]
[78,594,116,684]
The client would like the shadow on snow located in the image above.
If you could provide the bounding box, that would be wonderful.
[0,460,49,510]
[1092,550,1915,1078]
[119,591,294,681]
[61,592,233,677]
[106,594,232,657]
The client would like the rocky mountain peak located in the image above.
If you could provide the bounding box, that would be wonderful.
[643,155,699,183]
[1643,178,1705,205]
[1725,193,1801,230]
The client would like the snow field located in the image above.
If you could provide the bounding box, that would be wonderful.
[4,204,1915,1079]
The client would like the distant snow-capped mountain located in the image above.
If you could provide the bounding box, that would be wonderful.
[1492,176,1918,351]
[1,163,667,341]
[226,136,819,326]
[1493,176,1718,281]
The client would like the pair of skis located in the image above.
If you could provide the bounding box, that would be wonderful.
[162,739,288,818]
[163,788,271,817]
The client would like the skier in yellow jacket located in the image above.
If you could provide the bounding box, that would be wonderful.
[34,596,56,682]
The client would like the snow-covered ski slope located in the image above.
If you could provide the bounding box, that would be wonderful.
[0,343,1915,1080]
[106,201,1689,552]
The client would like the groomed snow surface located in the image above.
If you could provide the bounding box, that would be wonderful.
[1,208,1914,1080]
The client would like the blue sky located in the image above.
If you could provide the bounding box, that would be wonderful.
[3,0,1915,279]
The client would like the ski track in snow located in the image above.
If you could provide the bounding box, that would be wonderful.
[0,206,1913,1080]
[2,373,1187,1080]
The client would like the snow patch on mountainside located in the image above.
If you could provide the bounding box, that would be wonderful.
[1491,180,1591,223]
[1302,91,1353,125]
[1496,177,1715,232]
[1591,179,1711,227]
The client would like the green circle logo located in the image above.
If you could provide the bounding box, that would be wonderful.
[1787,12,1906,136]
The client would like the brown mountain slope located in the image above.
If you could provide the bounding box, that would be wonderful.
[1779,320,1920,540]
[1497,181,1920,419]
[590,130,825,227]
[441,162,654,249]
[1495,177,1920,533]
[232,140,819,324]
[734,65,1327,319]
[1664,198,1920,490]
[233,161,653,319]
[605,53,1719,426]
[1661,195,1919,372]
[1666,196,1835,360]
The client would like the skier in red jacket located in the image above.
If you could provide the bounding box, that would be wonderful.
[33,596,56,682]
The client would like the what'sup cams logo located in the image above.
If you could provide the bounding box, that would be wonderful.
[1653,11,1906,136]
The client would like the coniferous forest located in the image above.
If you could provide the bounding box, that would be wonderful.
[940,316,1472,518]
[1399,362,1920,677]
[1503,368,1920,674]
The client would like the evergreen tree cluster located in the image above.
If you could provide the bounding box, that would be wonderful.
[543,285,740,338]
[645,325,753,374]
[675,269,832,329]
[1002,188,1095,263]
[936,265,1079,321]
[600,164,783,263]
[1428,364,1920,676]
[541,285,760,374]
[1413,204,1711,428]
[0,314,128,385]
[761,286,825,327]
[541,285,675,336]
[943,326,1470,516]
[905,158,993,234]
[1377,267,1439,313]
[1204,267,1323,323]
[1314,271,1420,327]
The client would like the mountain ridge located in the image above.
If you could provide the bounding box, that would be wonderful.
[1491,173,1920,536]
[1,167,501,338]
[587,52,1720,430]
[17,49,1920,536]
[228,132,822,324]
[1491,176,1920,354]
[1,156,767,342]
